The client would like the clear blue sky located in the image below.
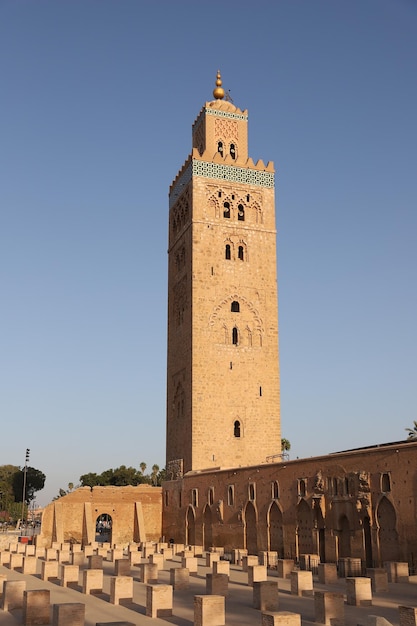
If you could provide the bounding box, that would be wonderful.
[1,0,416,506]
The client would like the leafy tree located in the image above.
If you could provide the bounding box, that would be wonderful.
[281,438,291,452]
[79,472,101,488]
[139,462,147,475]
[405,421,417,440]
[12,467,46,504]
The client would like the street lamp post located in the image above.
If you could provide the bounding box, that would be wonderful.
[20,448,30,533]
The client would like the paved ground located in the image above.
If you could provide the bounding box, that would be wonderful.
[1,553,417,626]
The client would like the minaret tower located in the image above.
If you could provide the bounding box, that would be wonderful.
[166,73,280,479]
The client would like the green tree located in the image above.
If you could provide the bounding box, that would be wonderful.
[139,462,147,475]
[151,464,159,486]
[405,421,417,440]
[12,467,46,504]
[281,438,291,452]
[79,472,101,488]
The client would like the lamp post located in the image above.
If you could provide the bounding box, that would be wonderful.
[20,448,30,534]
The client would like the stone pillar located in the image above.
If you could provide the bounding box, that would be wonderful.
[115,559,130,576]
[399,606,417,626]
[194,545,204,557]
[150,553,165,570]
[194,594,225,626]
[82,569,103,594]
[0,573,7,593]
[0,552,10,565]
[318,563,338,584]
[35,548,46,560]
[248,565,268,586]
[314,591,344,625]
[22,556,37,575]
[385,562,409,583]
[170,567,189,590]
[261,611,301,626]
[213,560,230,575]
[268,551,278,569]
[108,548,123,562]
[45,548,57,561]
[253,581,279,611]
[346,577,372,606]
[10,552,23,569]
[182,555,198,573]
[242,555,259,572]
[277,559,295,579]
[290,571,313,596]
[88,554,103,569]
[139,563,158,584]
[146,584,173,618]
[83,545,94,557]
[109,576,133,605]
[206,552,220,567]
[366,568,389,592]
[71,552,85,566]
[52,603,85,626]
[206,573,229,596]
[58,549,71,563]
[1,580,26,611]
[60,564,79,588]
[129,550,142,566]
[25,545,36,556]
[23,589,50,626]
[41,560,59,581]
[162,547,173,560]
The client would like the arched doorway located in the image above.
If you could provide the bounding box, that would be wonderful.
[377,497,400,562]
[186,506,196,546]
[297,500,314,555]
[363,515,373,567]
[203,505,213,551]
[339,514,351,557]
[95,513,112,544]
[268,502,284,557]
[245,501,258,555]
[314,504,326,562]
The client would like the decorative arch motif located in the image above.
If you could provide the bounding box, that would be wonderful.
[186,505,196,546]
[209,294,264,348]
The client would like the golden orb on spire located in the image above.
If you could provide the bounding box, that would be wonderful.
[213,70,225,100]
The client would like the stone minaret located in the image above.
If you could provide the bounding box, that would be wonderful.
[166,72,280,479]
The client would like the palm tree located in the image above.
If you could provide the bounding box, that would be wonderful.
[151,464,159,486]
[405,421,417,440]
[139,462,147,475]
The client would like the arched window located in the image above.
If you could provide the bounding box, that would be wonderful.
[381,472,391,493]
[231,301,240,312]
[223,202,230,218]
[238,204,245,221]
[344,477,350,496]
[234,420,241,437]
[333,477,338,496]
[232,327,238,345]
[217,141,224,156]
[238,246,244,260]
[225,244,231,260]
[227,485,234,506]
[249,483,256,501]
[208,487,214,505]
[191,489,198,507]
[230,143,236,159]
[299,479,306,497]
[272,481,279,499]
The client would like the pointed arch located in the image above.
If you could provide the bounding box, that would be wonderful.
[244,501,258,555]
[268,501,284,557]
[377,496,400,562]
[203,504,213,551]
[297,499,314,556]
[186,505,196,546]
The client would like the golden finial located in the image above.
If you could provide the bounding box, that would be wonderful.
[213,70,225,100]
